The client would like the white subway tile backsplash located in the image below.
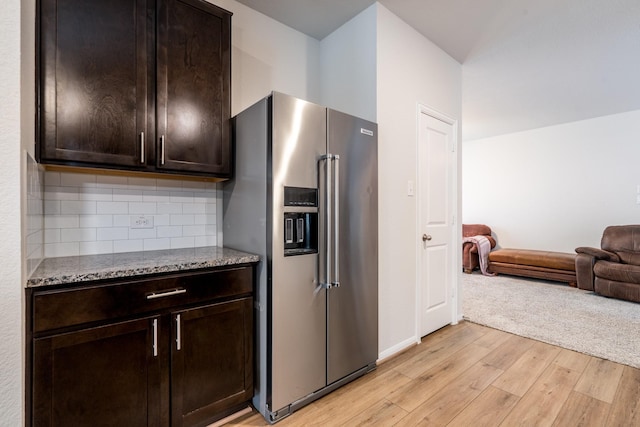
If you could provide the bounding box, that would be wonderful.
[79,215,113,228]
[45,242,79,258]
[195,235,216,247]
[157,225,182,238]
[97,227,129,241]
[182,225,206,237]
[170,191,194,203]
[61,228,97,242]
[61,200,97,215]
[79,187,113,201]
[43,172,219,257]
[194,214,215,225]
[97,174,128,188]
[142,190,171,203]
[113,189,143,202]
[143,238,171,251]
[128,176,157,190]
[182,180,206,191]
[129,228,156,240]
[113,215,131,227]
[44,228,61,243]
[26,154,44,276]
[97,201,129,214]
[129,202,157,214]
[170,214,195,226]
[156,178,183,191]
[45,215,79,229]
[44,171,61,186]
[80,240,114,255]
[44,200,61,215]
[171,236,195,249]
[153,215,171,226]
[45,186,79,201]
[157,202,182,214]
[183,203,206,214]
[60,172,96,187]
[114,239,143,253]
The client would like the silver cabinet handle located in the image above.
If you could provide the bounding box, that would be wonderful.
[333,155,340,288]
[152,318,158,357]
[176,314,182,351]
[422,234,432,241]
[160,135,166,165]
[140,131,145,164]
[146,288,187,299]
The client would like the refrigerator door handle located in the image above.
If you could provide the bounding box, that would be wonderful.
[332,155,340,288]
[321,154,332,289]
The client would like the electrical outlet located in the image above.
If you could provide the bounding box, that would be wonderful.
[131,215,154,229]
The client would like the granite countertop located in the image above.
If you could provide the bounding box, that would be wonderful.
[27,246,260,288]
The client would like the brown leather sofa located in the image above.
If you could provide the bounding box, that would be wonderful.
[575,225,640,302]
[462,224,496,273]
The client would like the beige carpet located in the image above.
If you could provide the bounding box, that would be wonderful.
[461,272,640,369]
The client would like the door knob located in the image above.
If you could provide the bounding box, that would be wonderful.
[422,234,432,241]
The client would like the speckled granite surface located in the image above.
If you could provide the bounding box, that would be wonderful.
[27,246,260,287]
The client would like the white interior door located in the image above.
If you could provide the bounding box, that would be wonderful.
[418,108,456,337]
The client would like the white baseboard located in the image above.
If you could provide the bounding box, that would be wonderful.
[377,336,419,363]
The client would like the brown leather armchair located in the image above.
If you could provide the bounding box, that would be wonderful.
[575,225,640,302]
[462,224,496,273]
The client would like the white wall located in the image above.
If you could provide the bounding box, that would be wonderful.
[210,0,321,114]
[1,0,27,423]
[320,4,377,122]
[463,109,640,252]
[376,4,462,358]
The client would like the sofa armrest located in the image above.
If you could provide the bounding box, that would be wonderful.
[575,253,595,291]
[575,246,621,263]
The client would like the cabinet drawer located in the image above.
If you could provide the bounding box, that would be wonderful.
[33,266,253,334]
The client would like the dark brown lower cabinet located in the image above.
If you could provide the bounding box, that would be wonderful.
[33,318,162,427]
[28,266,254,427]
[171,298,253,426]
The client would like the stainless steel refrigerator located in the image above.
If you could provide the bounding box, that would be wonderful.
[223,92,378,423]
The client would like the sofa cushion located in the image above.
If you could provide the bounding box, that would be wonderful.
[593,260,640,283]
[594,278,640,303]
[489,249,575,271]
[601,225,640,266]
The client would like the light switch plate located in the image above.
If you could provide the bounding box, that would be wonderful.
[407,180,415,197]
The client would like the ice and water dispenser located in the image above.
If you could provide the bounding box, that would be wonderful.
[283,187,318,256]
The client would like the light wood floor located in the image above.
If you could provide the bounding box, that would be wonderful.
[225,321,640,426]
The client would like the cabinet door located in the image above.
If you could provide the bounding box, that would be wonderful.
[171,297,253,427]
[156,0,232,176]
[32,317,163,427]
[38,0,153,168]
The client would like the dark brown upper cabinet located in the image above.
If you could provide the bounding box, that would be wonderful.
[37,0,232,178]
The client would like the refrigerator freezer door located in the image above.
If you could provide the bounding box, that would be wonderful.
[326,109,378,385]
[269,93,328,412]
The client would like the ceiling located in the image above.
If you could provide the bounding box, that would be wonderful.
[235,0,640,140]
[234,0,522,63]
